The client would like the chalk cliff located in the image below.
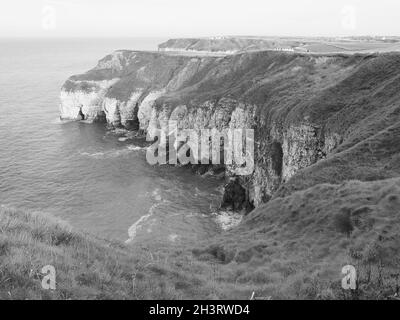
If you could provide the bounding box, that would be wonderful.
[60,49,400,209]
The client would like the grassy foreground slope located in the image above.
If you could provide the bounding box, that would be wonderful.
[2,176,400,299]
[0,207,185,300]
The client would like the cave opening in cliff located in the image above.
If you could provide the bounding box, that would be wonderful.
[78,107,85,120]
[271,141,283,177]
[97,111,107,123]
[131,102,140,131]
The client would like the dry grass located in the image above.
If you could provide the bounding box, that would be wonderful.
[0,207,186,300]
[181,177,400,299]
[2,176,400,299]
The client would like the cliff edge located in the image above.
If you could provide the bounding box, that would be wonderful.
[60,49,400,209]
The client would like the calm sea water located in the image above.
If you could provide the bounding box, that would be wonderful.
[0,38,222,244]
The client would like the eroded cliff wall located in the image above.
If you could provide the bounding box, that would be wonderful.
[60,50,400,208]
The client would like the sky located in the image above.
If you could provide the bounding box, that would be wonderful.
[0,0,399,38]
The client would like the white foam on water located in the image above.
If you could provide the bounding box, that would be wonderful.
[80,120,94,124]
[108,128,129,135]
[152,188,162,201]
[213,210,243,231]
[118,137,129,142]
[79,144,145,159]
[54,118,75,124]
[125,188,165,243]
[79,151,106,159]
[54,118,92,125]
[126,144,145,151]
[125,202,160,243]
[168,234,179,242]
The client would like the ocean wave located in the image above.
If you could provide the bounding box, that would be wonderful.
[152,188,162,201]
[79,144,145,159]
[79,151,106,159]
[125,188,167,243]
[125,201,163,243]
[125,209,154,243]
[107,128,129,135]
[54,118,75,124]
[168,234,180,242]
[80,120,94,124]
[55,118,93,125]
[126,145,146,152]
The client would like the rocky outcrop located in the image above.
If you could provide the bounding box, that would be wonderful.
[60,49,400,209]
[60,79,119,122]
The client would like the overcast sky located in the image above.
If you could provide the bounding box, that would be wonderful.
[1,0,399,38]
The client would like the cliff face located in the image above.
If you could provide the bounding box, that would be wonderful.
[60,50,400,209]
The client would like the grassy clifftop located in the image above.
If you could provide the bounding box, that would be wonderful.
[2,176,400,300]
[158,37,400,54]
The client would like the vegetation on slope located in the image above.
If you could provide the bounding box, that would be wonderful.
[0,207,183,300]
[2,176,400,299]
[276,122,400,198]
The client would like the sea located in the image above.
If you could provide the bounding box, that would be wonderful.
[0,38,229,245]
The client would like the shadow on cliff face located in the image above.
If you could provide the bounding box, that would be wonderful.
[271,141,283,178]
[120,102,140,130]
[220,178,254,212]
[78,106,85,120]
